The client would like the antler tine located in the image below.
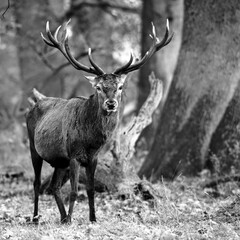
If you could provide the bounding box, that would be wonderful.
[53,25,62,41]
[41,21,102,75]
[64,36,98,74]
[155,19,173,50]
[88,48,105,75]
[41,22,55,47]
[113,19,173,75]
[113,52,134,75]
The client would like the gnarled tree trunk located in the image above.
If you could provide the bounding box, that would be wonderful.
[139,0,240,180]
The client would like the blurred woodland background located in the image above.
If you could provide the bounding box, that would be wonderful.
[1,0,240,188]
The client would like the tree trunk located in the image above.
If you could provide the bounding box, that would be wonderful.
[14,0,64,103]
[137,0,154,110]
[139,0,240,180]
[137,0,183,149]
[0,19,22,129]
[0,6,33,175]
[207,80,240,174]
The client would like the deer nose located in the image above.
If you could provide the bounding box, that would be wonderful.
[106,100,117,106]
[104,99,118,110]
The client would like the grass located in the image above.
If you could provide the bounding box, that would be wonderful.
[1,176,240,240]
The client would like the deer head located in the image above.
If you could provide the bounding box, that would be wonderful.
[41,19,173,113]
[85,74,126,113]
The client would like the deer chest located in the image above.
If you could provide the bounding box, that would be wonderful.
[88,130,110,150]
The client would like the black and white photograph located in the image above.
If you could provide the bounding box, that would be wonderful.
[0,0,240,239]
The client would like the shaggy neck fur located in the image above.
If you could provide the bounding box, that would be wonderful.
[81,93,119,137]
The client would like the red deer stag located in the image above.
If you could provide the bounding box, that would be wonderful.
[26,20,172,224]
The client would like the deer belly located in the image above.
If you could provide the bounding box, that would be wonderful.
[34,124,69,168]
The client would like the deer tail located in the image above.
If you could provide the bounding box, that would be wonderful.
[27,88,46,107]
[33,88,46,101]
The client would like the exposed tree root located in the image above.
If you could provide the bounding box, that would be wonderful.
[203,175,240,188]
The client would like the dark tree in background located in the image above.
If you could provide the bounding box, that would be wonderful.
[14,0,59,102]
[0,1,32,174]
[137,0,183,149]
[207,80,240,174]
[139,0,240,180]
[0,2,22,129]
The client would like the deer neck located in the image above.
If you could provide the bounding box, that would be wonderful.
[87,93,119,134]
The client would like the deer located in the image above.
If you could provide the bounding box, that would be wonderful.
[26,19,173,224]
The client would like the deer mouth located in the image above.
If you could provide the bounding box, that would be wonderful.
[106,107,117,112]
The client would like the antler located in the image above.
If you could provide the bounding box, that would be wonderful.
[114,19,173,75]
[41,20,105,75]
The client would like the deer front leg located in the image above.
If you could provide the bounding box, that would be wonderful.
[66,158,79,223]
[85,158,97,222]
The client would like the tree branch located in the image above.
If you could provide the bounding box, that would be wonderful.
[66,1,140,18]
[1,0,10,19]
[121,72,163,161]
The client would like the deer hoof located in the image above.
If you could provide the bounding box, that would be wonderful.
[61,215,71,224]
[30,215,41,225]
[90,218,96,223]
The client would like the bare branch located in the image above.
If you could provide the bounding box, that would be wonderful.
[1,0,10,19]
[121,72,163,161]
[65,1,140,18]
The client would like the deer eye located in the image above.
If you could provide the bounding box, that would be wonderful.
[96,86,101,91]
[118,85,123,90]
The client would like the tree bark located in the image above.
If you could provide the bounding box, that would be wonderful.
[139,0,240,180]
[137,0,154,110]
[137,0,184,149]
[0,6,33,175]
[207,80,240,174]
[14,0,66,104]
[0,20,22,129]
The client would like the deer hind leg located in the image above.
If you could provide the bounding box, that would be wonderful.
[49,167,67,223]
[85,158,97,222]
[66,158,79,223]
[30,147,43,224]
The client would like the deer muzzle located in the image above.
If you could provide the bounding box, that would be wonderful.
[104,99,118,112]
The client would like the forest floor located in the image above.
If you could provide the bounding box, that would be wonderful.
[0,175,240,240]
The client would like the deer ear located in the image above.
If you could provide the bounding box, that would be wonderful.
[84,76,97,87]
